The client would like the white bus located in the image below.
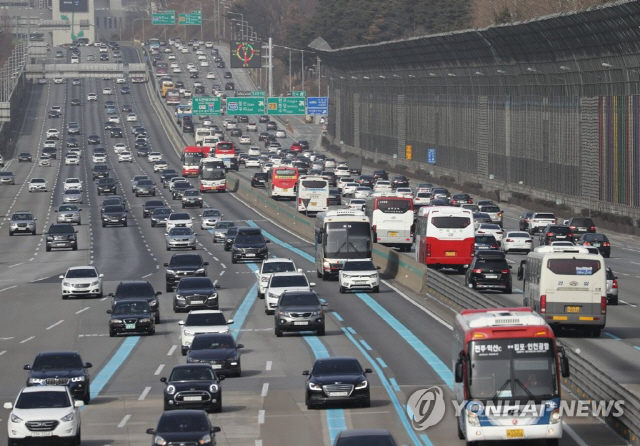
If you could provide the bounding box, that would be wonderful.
[314,210,372,280]
[195,127,213,146]
[517,246,607,337]
[297,175,329,214]
[364,196,414,252]
[198,158,226,192]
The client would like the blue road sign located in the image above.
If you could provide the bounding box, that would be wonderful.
[427,148,436,164]
[306,96,328,115]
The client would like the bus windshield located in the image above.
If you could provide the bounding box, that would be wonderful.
[274,168,297,178]
[377,199,412,213]
[184,153,204,166]
[324,222,371,259]
[468,338,558,402]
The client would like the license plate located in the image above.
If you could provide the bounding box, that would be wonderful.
[593,243,601,247]
[578,227,586,231]
[329,392,348,397]
[310,202,317,206]
[184,396,202,401]
[32,432,53,437]
[388,231,398,237]
[191,301,203,304]
[485,274,498,279]
[125,323,136,329]
[566,306,580,313]
[294,321,308,325]
[212,364,222,369]
[246,253,255,257]
[506,429,524,439]
[283,188,289,192]
[557,235,566,239]
[445,251,456,257]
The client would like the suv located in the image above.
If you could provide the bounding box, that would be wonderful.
[265,272,315,315]
[255,258,300,299]
[108,281,162,323]
[478,204,503,228]
[179,310,234,355]
[274,291,327,337]
[45,223,77,251]
[541,224,573,245]
[9,211,36,236]
[338,259,380,293]
[566,217,596,239]
[165,253,209,292]
[92,164,110,180]
[231,227,270,263]
[528,212,557,235]
[101,205,128,227]
[465,250,512,293]
[97,177,117,195]
[24,351,92,404]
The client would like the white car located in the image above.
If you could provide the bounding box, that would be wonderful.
[127,113,138,122]
[147,152,163,162]
[116,78,126,84]
[28,178,48,192]
[183,89,193,98]
[205,42,214,48]
[476,223,505,244]
[353,186,373,199]
[102,87,113,95]
[5,386,83,445]
[335,165,350,177]
[113,143,127,154]
[197,54,206,60]
[68,147,82,157]
[261,162,274,173]
[239,135,251,145]
[118,151,133,162]
[206,72,217,79]
[373,181,393,194]
[200,208,223,230]
[395,187,414,198]
[166,212,194,232]
[65,154,80,165]
[346,198,366,211]
[342,182,359,196]
[181,47,189,54]
[265,272,315,314]
[200,60,209,67]
[43,139,57,149]
[502,231,533,254]
[53,77,64,84]
[38,154,51,166]
[172,66,182,73]
[245,157,260,168]
[60,265,103,298]
[179,310,234,355]
[171,62,180,69]
[413,191,432,207]
[153,160,169,172]
[337,177,354,191]
[185,63,195,69]
[63,178,83,192]
[92,152,107,163]
[62,189,83,203]
[87,92,97,101]
[339,259,380,293]
[255,258,300,299]
[275,130,286,138]
[168,54,176,60]
[108,116,121,123]
[46,128,60,139]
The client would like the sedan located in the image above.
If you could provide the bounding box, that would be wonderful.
[373,181,393,194]
[87,135,101,145]
[63,189,83,204]
[127,113,138,122]
[173,277,219,312]
[342,183,359,196]
[200,208,223,230]
[206,72,216,79]
[153,160,169,172]
[346,198,366,211]
[166,227,197,250]
[18,152,32,162]
[70,98,81,106]
[118,151,133,162]
[66,138,79,148]
[304,357,372,409]
[353,186,373,199]
[107,299,155,336]
[97,177,117,195]
[87,93,97,101]
[275,130,286,138]
[120,86,131,94]
[102,87,113,95]
[146,410,221,445]
[160,364,224,412]
[239,135,251,145]
[92,152,107,163]
[577,233,611,257]
[28,178,48,192]
[186,333,243,377]
[60,266,103,299]
[502,231,533,254]
[55,204,82,225]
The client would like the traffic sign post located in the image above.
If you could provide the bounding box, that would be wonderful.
[306,97,328,115]
[178,12,201,25]
[427,148,437,164]
[152,11,175,25]
[266,97,306,115]
[226,97,265,115]
[192,96,221,116]
[405,144,413,160]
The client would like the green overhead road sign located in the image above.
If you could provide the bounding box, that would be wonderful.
[267,97,306,115]
[178,12,201,25]
[192,96,221,116]
[235,91,265,97]
[288,91,306,97]
[152,11,175,25]
[226,97,265,115]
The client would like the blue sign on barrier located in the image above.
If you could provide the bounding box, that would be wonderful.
[427,148,436,164]
[306,96,328,115]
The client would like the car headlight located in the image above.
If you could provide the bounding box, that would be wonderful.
[154,435,167,446]
[10,413,23,423]
[184,330,195,336]
[149,300,157,307]
[70,376,85,382]
[62,281,71,287]
[166,384,176,395]
[355,380,368,390]
[61,411,75,422]
[268,292,278,299]
[308,382,322,391]
[195,268,205,274]
[369,274,378,279]
[110,319,123,324]
[466,409,480,427]
[166,270,176,276]
[199,434,211,445]
[90,280,100,286]
[47,236,53,241]
[323,261,331,268]
[140,318,152,323]
[277,310,290,317]
[209,384,219,393]
[207,293,218,300]
[28,378,46,385]
[175,294,185,300]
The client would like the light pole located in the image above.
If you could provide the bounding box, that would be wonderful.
[192,0,203,41]
[225,12,244,40]
[132,17,146,42]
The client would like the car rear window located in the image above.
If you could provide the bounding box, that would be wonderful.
[475,259,509,269]
[546,259,601,275]
[116,282,155,298]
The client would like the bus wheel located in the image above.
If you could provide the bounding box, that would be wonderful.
[317,270,322,278]
[591,328,601,338]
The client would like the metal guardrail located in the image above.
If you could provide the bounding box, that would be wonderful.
[423,269,500,311]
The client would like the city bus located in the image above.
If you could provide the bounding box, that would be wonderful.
[268,166,299,200]
[181,146,207,177]
[314,210,372,280]
[199,158,226,192]
[213,141,235,159]
[296,175,329,214]
[195,127,213,146]
[149,38,161,51]
[155,61,169,76]
[517,246,607,337]
[415,206,475,272]
[165,88,181,105]
[161,81,175,98]
[453,307,570,444]
[364,196,414,252]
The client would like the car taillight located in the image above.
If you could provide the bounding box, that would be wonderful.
[612,279,618,289]
[501,269,510,274]
[498,212,503,217]
[472,269,482,274]
[469,199,473,204]
[583,241,591,245]
[540,295,546,313]
[601,296,607,314]
[505,238,514,243]
[326,198,330,206]
[547,232,553,237]
[525,239,532,243]
[570,226,576,230]
[590,226,596,231]
[603,242,610,246]
[491,244,499,249]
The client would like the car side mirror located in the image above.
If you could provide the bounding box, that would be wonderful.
[204,262,209,266]
[321,302,329,307]
[236,344,244,349]
[218,375,225,381]
[74,400,84,408]
[146,428,156,435]
[4,402,13,409]
[364,368,373,374]
[227,319,234,324]
[160,377,167,383]
[376,266,381,270]
[215,284,221,289]
[106,310,112,314]
[163,263,169,267]
[108,293,114,297]
[178,320,185,326]
[455,358,464,383]
[156,291,162,296]
[212,427,222,433]
[309,282,316,287]
[508,265,512,270]
[615,276,618,280]
[23,364,31,370]
[265,239,271,243]
[302,370,309,376]
[74,230,78,233]
[84,362,92,368]
[59,275,64,279]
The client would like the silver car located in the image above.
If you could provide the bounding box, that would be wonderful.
[606,267,619,305]
[0,171,15,184]
[55,204,82,225]
[212,220,235,243]
[62,189,83,203]
[165,227,197,250]
[200,208,223,230]
[9,211,36,236]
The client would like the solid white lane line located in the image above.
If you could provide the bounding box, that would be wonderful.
[139,386,151,401]
[261,383,269,397]
[258,410,265,424]
[142,273,153,278]
[0,351,6,356]
[167,345,177,356]
[154,364,165,375]
[75,307,90,314]
[20,336,35,344]
[46,320,64,330]
[265,361,272,371]
[8,262,24,268]
[0,285,16,293]
[117,414,131,428]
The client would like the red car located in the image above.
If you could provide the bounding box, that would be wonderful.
[290,142,302,152]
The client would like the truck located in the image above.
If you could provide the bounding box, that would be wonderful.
[347,157,362,176]
[175,105,192,123]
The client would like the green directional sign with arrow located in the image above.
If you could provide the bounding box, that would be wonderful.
[266,97,306,115]
[226,97,265,115]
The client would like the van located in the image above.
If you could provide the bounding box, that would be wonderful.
[518,246,606,337]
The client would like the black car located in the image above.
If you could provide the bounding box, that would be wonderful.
[146,410,221,446]
[190,71,199,78]
[43,147,57,159]
[541,224,573,245]
[92,164,110,180]
[450,193,473,206]
[183,120,195,133]
[334,430,400,446]
[104,121,116,131]
[87,135,100,145]
[328,188,341,205]
[266,121,278,130]
[357,175,375,188]
[566,217,596,239]
[135,179,156,197]
[186,333,243,377]
[45,223,77,251]
[303,357,372,409]
[229,128,242,137]
[474,234,499,251]
[99,53,109,61]
[109,281,162,323]
[231,227,269,263]
[161,364,224,412]
[151,207,172,227]
[66,138,79,148]
[223,71,232,79]
[143,199,165,218]
[172,181,192,199]
[48,109,60,118]
[372,170,388,181]
[107,299,155,336]
[465,250,512,293]
[18,152,32,162]
[24,351,92,404]
[101,205,128,227]
[97,177,117,195]
[259,115,269,123]
[70,98,81,106]
[390,175,409,189]
[182,189,203,208]
[258,131,270,141]
[298,140,310,151]
[110,127,123,138]
[216,61,225,68]
[577,233,611,257]
[173,277,219,312]
[223,226,240,250]
[165,253,209,292]
[121,104,132,112]
[67,123,81,135]
[224,82,234,90]
[519,211,535,231]
[275,291,327,337]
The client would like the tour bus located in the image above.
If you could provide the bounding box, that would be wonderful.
[297,175,330,213]
[195,127,213,146]
[161,81,175,98]
[155,61,169,76]
[165,88,181,105]
[364,196,414,252]
[199,158,226,192]
[453,307,570,444]
[268,166,299,200]
[181,146,207,177]
[517,246,607,337]
[213,141,235,159]
[314,210,372,280]
[415,206,475,272]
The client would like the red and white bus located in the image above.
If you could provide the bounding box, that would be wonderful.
[165,88,181,105]
[155,61,169,76]
[415,206,475,271]
[268,167,299,200]
[364,196,414,251]
[181,146,207,177]
[199,158,226,192]
[213,141,235,159]
[453,307,569,444]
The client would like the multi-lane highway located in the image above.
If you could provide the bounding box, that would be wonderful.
[0,40,627,446]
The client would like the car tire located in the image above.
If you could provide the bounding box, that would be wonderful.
[591,328,601,338]
[83,387,90,405]
[181,347,188,356]
[123,221,128,227]
[305,394,315,410]
[339,286,345,294]
[166,284,172,292]
[213,398,222,413]
[181,204,185,209]
[46,245,51,252]
[373,286,380,293]
[166,246,170,251]
[151,221,156,227]
[504,286,512,294]
[317,327,325,336]
[275,326,283,337]
[109,329,116,337]
[361,396,370,408]
[8,231,13,236]
[231,257,237,264]
[155,313,160,324]
[148,327,155,335]
[71,428,80,446]
[192,246,196,250]
[102,222,106,227]
[97,190,101,195]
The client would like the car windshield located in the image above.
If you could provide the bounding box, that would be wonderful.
[508,232,530,238]
[169,366,215,381]
[102,199,121,206]
[479,224,501,231]
[216,222,235,229]
[157,413,209,433]
[66,268,97,279]
[262,262,295,274]
[270,275,308,288]
[184,190,199,196]
[235,234,264,244]
[153,208,171,216]
[169,228,193,236]
[185,313,226,326]
[203,209,221,217]
[113,301,150,315]
[476,235,497,243]
[279,293,318,306]
[58,205,78,212]
[12,213,33,220]
[0,172,12,177]
[33,353,83,370]
[169,213,190,220]
[16,391,71,409]
[138,180,153,186]
[343,260,376,271]
[178,278,213,290]
[49,225,74,234]
[145,201,164,207]
[104,205,125,212]
[169,255,202,267]
[191,334,234,350]
[313,359,362,375]
[65,190,81,195]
